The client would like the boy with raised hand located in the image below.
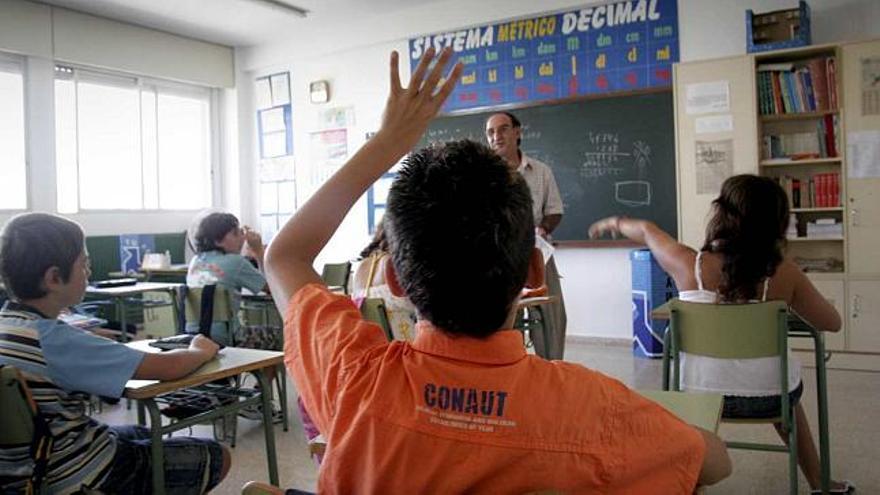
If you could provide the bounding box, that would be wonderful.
[266,47,731,494]
[0,213,230,494]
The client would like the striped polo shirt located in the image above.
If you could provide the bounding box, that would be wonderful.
[0,303,143,494]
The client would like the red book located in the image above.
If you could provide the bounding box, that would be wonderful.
[816,173,826,207]
[771,73,784,114]
[826,57,838,110]
[808,57,829,111]
[823,114,837,157]
[832,173,840,207]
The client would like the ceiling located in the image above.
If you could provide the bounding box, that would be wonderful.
[38,0,446,47]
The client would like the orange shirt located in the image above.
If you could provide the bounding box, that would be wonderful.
[285,284,705,494]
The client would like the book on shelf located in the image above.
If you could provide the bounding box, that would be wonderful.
[775,172,840,209]
[794,256,844,273]
[757,55,838,115]
[806,218,843,238]
[761,114,838,160]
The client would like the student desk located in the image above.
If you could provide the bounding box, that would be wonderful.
[639,390,723,433]
[651,300,831,493]
[241,289,280,328]
[86,282,182,342]
[125,341,283,494]
[139,264,189,283]
[515,296,558,359]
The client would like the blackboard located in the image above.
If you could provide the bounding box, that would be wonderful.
[419,91,677,242]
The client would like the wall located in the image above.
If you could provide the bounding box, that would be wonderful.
[238,0,880,339]
[0,0,236,237]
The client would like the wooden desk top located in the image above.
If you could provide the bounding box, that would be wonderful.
[241,289,273,302]
[639,390,723,433]
[651,300,672,320]
[87,282,182,296]
[124,341,283,400]
[139,264,189,275]
[517,295,558,310]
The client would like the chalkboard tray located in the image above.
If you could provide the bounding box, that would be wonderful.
[419,91,677,243]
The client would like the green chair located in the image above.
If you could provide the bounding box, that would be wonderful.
[662,299,798,494]
[184,285,236,345]
[0,365,52,495]
[321,262,352,294]
[360,298,394,341]
[182,285,290,440]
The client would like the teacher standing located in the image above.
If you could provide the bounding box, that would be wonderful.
[486,112,567,360]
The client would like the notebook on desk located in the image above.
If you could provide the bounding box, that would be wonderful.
[91,278,138,289]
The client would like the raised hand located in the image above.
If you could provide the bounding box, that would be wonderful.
[375,47,463,158]
[588,216,623,239]
[243,226,263,251]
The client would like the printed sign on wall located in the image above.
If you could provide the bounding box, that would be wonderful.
[119,234,156,275]
[409,0,678,112]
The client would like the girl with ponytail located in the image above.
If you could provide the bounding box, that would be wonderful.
[589,174,852,494]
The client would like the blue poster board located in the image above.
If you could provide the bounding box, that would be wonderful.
[409,0,678,112]
[119,234,155,275]
[631,248,678,358]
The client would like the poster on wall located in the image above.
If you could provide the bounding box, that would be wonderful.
[309,129,348,189]
[256,72,294,158]
[862,57,880,116]
[408,0,679,112]
[119,234,156,274]
[695,139,733,194]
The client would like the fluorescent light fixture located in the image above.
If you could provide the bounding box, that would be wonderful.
[244,0,309,17]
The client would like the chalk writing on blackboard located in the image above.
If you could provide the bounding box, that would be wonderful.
[582,132,628,180]
[615,140,653,207]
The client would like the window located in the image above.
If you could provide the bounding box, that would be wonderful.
[0,54,27,209]
[55,66,212,212]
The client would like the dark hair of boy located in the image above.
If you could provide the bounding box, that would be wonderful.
[195,212,239,253]
[702,174,790,302]
[0,213,85,300]
[384,139,535,338]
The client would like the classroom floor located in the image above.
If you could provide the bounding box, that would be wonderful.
[96,339,879,494]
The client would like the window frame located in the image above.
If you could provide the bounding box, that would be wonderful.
[0,52,29,212]
[54,64,218,214]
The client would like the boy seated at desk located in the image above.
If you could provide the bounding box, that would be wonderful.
[188,212,280,351]
[265,47,731,493]
[0,213,229,494]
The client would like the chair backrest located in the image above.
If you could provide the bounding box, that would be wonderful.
[1,365,53,493]
[185,285,235,325]
[668,299,788,359]
[0,365,35,445]
[360,298,394,341]
[321,262,352,294]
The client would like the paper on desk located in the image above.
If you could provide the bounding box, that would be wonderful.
[536,235,554,265]
[848,131,880,179]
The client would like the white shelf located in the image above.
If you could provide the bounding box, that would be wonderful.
[760,110,839,122]
[804,272,846,281]
[791,207,844,213]
[788,237,844,242]
[760,157,842,167]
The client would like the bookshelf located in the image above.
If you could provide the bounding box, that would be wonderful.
[675,39,880,360]
[754,45,845,273]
